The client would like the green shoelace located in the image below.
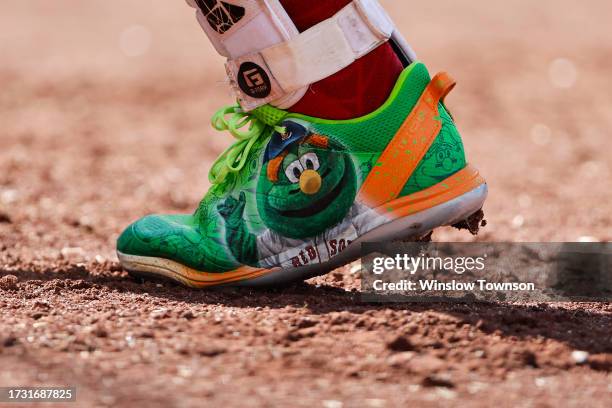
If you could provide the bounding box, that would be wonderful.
[209,105,286,184]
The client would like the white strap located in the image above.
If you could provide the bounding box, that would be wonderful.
[226,0,395,111]
[186,0,307,109]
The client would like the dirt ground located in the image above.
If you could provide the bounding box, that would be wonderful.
[1,1,611,407]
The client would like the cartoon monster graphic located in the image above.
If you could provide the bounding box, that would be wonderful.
[406,114,466,191]
[217,121,386,269]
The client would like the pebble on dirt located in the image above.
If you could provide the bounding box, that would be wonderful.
[386,335,415,352]
[571,350,589,365]
[0,211,11,223]
[0,274,18,290]
[60,247,86,261]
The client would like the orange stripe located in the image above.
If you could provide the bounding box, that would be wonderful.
[178,267,272,289]
[358,72,457,208]
[379,165,485,220]
[171,265,271,287]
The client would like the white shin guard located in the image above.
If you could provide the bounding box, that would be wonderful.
[186,0,414,111]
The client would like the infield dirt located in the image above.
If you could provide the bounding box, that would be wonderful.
[1,1,611,406]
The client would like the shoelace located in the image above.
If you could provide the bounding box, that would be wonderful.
[209,105,286,184]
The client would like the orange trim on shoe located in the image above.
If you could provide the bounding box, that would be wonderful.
[174,266,273,288]
[358,72,457,208]
[379,165,485,219]
[120,254,274,288]
[171,265,272,287]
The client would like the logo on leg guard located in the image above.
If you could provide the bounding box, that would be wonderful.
[195,0,245,34]
[238,62,272,99]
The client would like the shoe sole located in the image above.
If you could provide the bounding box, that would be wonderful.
[118,167,487,288]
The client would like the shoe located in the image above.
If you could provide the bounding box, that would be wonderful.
[117,62,487,288]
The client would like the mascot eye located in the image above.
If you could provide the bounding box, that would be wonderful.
[285,160,304,183]
[300,153,320,171]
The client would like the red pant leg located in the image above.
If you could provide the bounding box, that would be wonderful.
[279,0,404,120]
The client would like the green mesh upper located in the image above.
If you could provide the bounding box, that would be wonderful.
[289,63,429,153]
[287,62,466,197]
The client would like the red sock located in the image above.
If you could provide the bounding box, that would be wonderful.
[279,0,405,120]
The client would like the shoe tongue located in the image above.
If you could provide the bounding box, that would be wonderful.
[251,105,288,127]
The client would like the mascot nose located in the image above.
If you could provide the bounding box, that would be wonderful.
[299,170,322,195]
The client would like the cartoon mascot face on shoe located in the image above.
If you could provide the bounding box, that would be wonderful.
[218,121,358,267]
[258,121,358,239]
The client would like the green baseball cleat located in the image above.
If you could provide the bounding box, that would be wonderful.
[117,62,487,288]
